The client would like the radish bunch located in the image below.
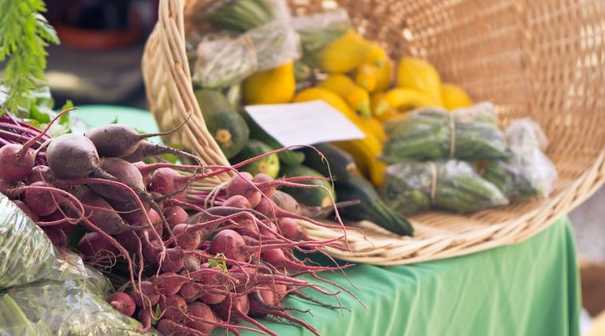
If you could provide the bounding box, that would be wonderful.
[0,113,347,336]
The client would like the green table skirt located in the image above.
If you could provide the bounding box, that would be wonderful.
[76,106,580,336]
[258,218,580,336]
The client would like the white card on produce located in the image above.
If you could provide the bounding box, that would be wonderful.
[244,100,364,147]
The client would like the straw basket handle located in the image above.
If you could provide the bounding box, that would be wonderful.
[143,0,230,174]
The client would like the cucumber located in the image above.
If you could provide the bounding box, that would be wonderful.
[243,112,305,166]
[302,143,413,235]
[195,89,250,159]
[281,165,335,208]
[335,175,414,236]
[233,140,280,178]
[303,143,361,181]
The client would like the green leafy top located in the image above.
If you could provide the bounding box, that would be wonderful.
[0,0,59,115]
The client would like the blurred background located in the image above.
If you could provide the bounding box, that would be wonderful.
[38,1,605,333]
[45,0,159,108]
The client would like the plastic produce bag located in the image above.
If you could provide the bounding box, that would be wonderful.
[0,270,151,336]
[382,160,509,215]
[0,194,86,288]
[193,19,301,88]
[383,104,508,162]
[205,0,291,32]
[482,118,557,200]
[0,194,151,335]
[292,9,351,67]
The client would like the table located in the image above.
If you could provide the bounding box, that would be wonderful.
[77,105,581,336]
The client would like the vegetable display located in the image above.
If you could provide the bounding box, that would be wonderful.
[184,0,494,236]
[382,160,509,215]
[177,1,558,232]
[383,106,508,163]
[0,111,352,336]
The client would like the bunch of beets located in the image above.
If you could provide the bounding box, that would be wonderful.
[0,111,347,336]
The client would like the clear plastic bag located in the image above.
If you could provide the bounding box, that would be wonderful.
[483,118,557,200]
[0,195,87,288]
[504,117,549,150]
[383,105,508,162]
[205,0,291,32]
[0,271,151,336]
[292,9,351,67]
[193,19,300,88]
[0,194,151,335]
[382,160,509,215]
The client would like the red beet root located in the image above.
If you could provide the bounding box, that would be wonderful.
[42,226,67,247]
[186,302,218,334]
[160,295,188,322]
[78,232,119,260]
[179,282,201,302]
[278,217,304,240]
[0,144,35,182]
[108,291,136,317]
[209,229,248,262]
[131,280,160,307]
[161,247,185,273]
[223,194,252,209]
[165,206,189,228]
[23,181,58,217]
[154,272,190,296]
[90,158,146,201]
[173,224,202,249]
[183,254,202,272]
[28,165,54,183]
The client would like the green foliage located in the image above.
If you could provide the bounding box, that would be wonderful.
[208,253,228,273]
[0,0,59,115]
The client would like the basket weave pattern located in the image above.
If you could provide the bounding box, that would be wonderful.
[143,0,605,265]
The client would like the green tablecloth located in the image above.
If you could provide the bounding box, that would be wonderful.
[263,217,580,336]
[77,105,581,336]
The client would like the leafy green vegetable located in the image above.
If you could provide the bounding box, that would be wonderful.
[0,0,59,115]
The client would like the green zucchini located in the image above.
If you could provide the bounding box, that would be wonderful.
[244,112,305,166]
[281,165,335,208]
[194,89,249,159]
[233,140,280,178]
[303,143,413,235]
[303,143,361,181]
[335,175,414,236]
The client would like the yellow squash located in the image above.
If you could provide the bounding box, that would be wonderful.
[442,83,472,111]
[365,116,386,143]
[243,62,296,105]
[294,87,384,184]
[355,63,379,92]
[372,88,438,118]
[375,56,394,92]
[396,57,443,105]
[320,74,371,117]
[355,43,392,93]
[318,30,371,73]
[293,87,353,116]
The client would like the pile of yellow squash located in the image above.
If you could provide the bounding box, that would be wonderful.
[241,29,473,187]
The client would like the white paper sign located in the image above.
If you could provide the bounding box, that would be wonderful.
[245,100,364,147]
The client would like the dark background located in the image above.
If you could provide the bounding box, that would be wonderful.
[44,0,160,108]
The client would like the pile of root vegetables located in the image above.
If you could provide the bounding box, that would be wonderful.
[0,111,348,336]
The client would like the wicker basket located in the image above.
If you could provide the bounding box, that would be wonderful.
[142,0,605,265]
